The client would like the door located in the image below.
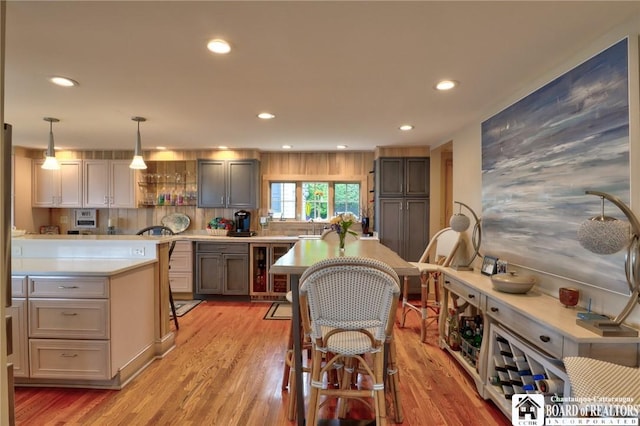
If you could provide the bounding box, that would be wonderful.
[195,253,223,294]
[109,160,136,208]
[377,198,404,257]
[84,160,109,207]
[222,254,248,295]
[197,160,226,207]
[227,160,258,208]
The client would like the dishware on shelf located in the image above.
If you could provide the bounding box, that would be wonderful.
[160,213,191,233]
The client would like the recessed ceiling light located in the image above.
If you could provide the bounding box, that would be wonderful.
[399,124,414,131]
[282,145,292,149]
[435,80,458,91]
[49,76,78,87]
[207,39,231,54]
[337,145,348,150]
[156,146,167,150]
[257,112,275,120]
[218,145,229,150]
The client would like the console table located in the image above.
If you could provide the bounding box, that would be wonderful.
[438,268,640,417]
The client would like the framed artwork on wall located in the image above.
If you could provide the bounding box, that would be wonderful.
[481,37,633,295]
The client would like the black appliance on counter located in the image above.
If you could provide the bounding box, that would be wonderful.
[228,210,255,237]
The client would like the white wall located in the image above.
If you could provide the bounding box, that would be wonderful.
[449,14,640,328]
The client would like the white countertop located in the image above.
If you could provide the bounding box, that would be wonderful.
[12,258,157,276]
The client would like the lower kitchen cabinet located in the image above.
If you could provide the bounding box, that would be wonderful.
[8,276,28,378]
[250,243,293,300]
[12,264,156,388]
[195,242,249,297]
[169,240,193,294]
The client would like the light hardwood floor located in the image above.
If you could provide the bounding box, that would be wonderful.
[14,301,509,425]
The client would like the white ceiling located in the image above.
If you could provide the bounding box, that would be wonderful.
[5,1,640,153]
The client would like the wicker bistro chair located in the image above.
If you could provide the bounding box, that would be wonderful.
[299,256,401,425]
[401,227,462,342]
[136,225,179,330]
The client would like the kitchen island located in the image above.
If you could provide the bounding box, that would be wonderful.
[10,235,174,389]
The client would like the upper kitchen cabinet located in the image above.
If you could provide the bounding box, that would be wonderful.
[376,157,430,198]
[83,160,136,208]
[197,159,259,209]
[32,159,83,208]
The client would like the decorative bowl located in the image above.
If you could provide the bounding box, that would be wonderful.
[491,272,536,294]
[206,228,228,236]
[559,287,579,307]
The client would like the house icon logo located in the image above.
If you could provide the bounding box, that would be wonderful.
[512,394,544,426]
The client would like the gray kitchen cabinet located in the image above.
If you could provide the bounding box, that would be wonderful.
[375,157,430,293]
[197,159,259,208]
[195,242,249,297]
[377,198,429,262]
[376,157,429,198]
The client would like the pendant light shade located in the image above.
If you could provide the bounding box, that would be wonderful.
[41,117,60,170]
[130,116,147,170]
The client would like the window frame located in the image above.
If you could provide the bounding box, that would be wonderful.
[265,175,366,221]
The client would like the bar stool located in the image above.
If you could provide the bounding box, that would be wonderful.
[401,227,462,342]
[299,257,401,425]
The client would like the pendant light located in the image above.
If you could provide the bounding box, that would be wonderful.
[41,117,60,170]
[129,116,147,170]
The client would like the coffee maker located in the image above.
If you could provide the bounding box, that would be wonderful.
[230,210,254,237]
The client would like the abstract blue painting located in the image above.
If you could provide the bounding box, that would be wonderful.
[481,38,630,295]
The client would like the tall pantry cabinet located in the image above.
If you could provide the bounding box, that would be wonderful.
[374,157,430,291]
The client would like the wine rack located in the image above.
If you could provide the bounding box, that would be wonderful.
[486,323,570,414]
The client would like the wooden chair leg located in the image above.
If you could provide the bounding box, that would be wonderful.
[282,323,294,390]
[400,275,413,328]
[306,348,324,426]
[419,271,429,342]
[386,337,403,423]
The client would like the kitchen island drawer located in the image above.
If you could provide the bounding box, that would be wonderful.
[169,250,192,271]
[486,296,564,359]
[29,276,109,299]
[29,299,109,339]
[169,272,192,293]
[29,339,110,380]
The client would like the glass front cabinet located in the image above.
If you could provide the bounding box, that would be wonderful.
[250,243,293,300]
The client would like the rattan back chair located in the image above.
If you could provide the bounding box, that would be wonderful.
[299,256,400,425]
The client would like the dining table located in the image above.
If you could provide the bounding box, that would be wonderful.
[270,238,420,425]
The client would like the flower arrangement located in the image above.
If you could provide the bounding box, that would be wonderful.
[330,212,358,249]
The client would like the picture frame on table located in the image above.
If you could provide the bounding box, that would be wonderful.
[481,256,498,276]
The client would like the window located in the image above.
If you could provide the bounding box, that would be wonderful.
[302,182,329,220]
[269,181,361,220]
[334,183,360,216]
[270,182,296,219]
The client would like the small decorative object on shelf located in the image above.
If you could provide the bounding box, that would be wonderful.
[206,217,234,235]
[559,287,579,308]
[330,212,358,251]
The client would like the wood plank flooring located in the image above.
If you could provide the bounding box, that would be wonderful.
[14,301,510,425]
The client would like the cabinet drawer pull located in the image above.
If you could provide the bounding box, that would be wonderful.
[58,285,79,289]
[61,312,78,316]
[490,307,499,312]
[539,335,551,343]
[60,353,78,358]
[467,294,475,299]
